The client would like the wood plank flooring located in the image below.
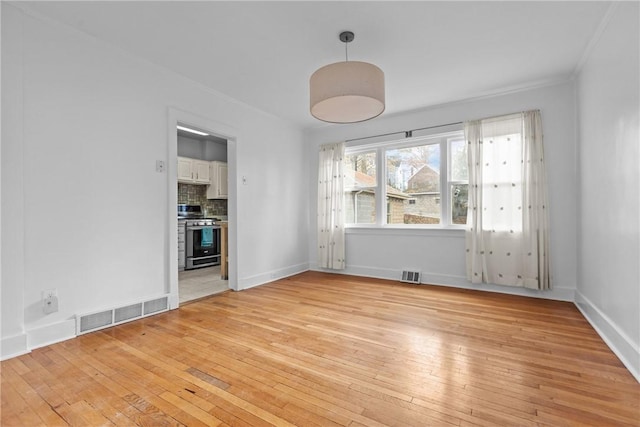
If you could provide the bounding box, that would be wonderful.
[2,271,639,426]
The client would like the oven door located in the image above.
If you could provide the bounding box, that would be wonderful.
[186,225,221,261]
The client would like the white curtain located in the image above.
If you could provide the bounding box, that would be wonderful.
[318,142,346,270]
[465,110,550,290]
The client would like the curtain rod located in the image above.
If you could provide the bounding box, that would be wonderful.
[344,110,540,143]
[345,121,463,143]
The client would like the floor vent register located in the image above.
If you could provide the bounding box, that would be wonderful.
[401,270,421,284]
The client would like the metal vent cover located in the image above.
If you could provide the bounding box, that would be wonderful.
[144,297,168,315]
[79,310,113,333]
[114,303,143,323]
[401,270,421,284]
[77,296,169,335]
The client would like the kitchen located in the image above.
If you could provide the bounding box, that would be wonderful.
[176,124,229,303]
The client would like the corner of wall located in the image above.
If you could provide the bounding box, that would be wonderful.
[575,291,640,383]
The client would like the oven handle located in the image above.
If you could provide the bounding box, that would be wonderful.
[187,225,221,231]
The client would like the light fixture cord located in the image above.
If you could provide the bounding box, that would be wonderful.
[344,41,349,62]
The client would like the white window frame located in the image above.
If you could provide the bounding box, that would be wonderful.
[343,148,378,225]
[344,129,467,229]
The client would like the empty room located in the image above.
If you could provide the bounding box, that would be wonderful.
[1,1,639,426]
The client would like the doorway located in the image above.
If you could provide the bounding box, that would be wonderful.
[168,108,238,309]
[177,124,228,303]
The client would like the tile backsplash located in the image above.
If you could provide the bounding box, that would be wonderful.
[178,183,227,217]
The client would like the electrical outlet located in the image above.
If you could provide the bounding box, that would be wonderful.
[42,289,59,314]
[42,289,57,299]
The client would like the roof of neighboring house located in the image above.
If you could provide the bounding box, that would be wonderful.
[347,170,412,200]
[405,164,440,194]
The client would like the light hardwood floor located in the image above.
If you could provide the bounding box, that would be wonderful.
[2,271,639,426]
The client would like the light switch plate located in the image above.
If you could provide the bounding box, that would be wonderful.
[156,160,165,173]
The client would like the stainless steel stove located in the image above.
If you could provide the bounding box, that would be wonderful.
[178,205,221,270]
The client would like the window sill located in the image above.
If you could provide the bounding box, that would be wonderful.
[345,225,465,238]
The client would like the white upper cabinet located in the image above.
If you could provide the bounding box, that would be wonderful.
[193,160,210,184]
[177,157,194,183]
[207,161,228,199]
[177,157,210,184]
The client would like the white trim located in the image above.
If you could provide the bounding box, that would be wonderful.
[572,2,620,77]
[1,333,29,361]
[422,274,575,302]
[346,226,465,238]
[574,291,640,383]
[345,131,467,230]
[27,319,76,350]
[168,107,240,301]
[310,263,575,302]
[237,262,309,291]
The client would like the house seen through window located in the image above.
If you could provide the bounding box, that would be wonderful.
[344,131,468,227]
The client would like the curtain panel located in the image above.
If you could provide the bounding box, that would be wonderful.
[465,110,550,290]
[317,142,346,270]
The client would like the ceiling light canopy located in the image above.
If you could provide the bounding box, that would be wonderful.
[310,31,385,124]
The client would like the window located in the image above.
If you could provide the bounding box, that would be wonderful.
[449,139,469,225]
[344,151,377,224]
[386,143,440,224]
[344,131,468,227]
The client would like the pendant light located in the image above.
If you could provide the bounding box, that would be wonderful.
[310,31,385,124]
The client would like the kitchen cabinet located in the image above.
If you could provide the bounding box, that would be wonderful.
[177,157,193,183]
[193,160,210,184]
[177,157,210,184]
[206,161,228,199]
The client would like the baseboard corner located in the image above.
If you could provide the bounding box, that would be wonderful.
[574,291,640,383]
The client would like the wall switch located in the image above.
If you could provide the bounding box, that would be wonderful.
[156,160,165,173]
[42,289,59,314]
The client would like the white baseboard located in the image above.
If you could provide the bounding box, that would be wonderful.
[27,319,77,350]
[238,262,309,290]
[168,292,180,310]
[1,333,29,361]
[310,263,575,302]
[2,292,172,361]
[574,291,640,383]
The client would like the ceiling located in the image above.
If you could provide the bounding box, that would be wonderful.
[177,128,227,145]
[23,1,611,130]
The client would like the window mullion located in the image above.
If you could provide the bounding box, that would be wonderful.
[377,146,386,226]
[440,140,450,226]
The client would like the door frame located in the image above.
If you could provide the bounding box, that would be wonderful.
[167,107,239,308]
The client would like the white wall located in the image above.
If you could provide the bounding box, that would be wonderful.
[1,4,309,358]
[177,135,227,162]
[575,2,639,381]
[306,81,578,302]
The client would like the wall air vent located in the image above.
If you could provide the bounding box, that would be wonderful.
[79,310,113,333]
[401,270,421,284]
[77,295,170,335]
[114,303,143,323]
[144,297,168,315]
